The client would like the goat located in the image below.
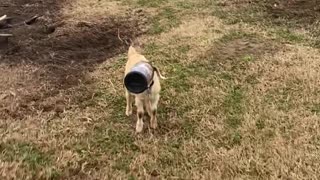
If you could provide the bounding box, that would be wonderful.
[124,45,166,133]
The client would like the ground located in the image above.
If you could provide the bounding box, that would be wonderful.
[0,0,320,179]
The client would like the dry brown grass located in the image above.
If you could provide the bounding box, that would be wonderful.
[1,0,320,179]
[61,0,129,22]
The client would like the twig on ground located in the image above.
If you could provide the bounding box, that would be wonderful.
[0,14,41,29]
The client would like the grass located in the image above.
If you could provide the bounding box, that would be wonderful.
[272,28,305,43]
[210,0,319,47]
[0,141,52,168]
[218,30,254,42]
[1,0,320,179]
[311,103,320,115]
[137,0,167,7]
[0,140,59,179]
[223,86,245,129]
[149,7,181,35]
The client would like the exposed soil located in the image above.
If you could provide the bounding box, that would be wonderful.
[217,0,320,27]
[214,36,277,61]
[264,0,320,26]
[201,34,280,74]
[0,0,148,119]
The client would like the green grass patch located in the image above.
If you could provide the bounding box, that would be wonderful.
[144,42,161,55]
[242,54,254,62]
[71,123,138,175]
[214,130,243,149]
[112,153,134,173]
[219,30,257,43]
[0,141,52,169]
[181,119,197,138]
[264,81,304,112]
[264,89,292,112]
[230,131,242,146]
[272,28,305,43]
[137,0,167,7]
[164,64,192,92]
[223,86,245,129]
[218,72,233,81]
[144,42,192,93]
[310,103,320,115]
[211,1,263,25]
[256,119,266,130]
[149,7,181,35]
[109,95,127,122]
[177,44,191,54]
[0,140,60,179]
[149,21,165,35]
[157,145,185,169]
[176,1,194,9]
[245,74,259,85]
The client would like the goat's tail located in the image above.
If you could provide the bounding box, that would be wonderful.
[153,66,167,80]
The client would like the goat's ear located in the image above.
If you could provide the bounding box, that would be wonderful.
[128,45,137,56]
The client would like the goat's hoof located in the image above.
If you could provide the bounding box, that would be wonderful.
[150,118,158,129]
[150,122,158,129]
[125,109,132,116]
[136,122,143,133]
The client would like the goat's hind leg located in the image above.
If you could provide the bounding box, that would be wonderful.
[149,94,160,129]
[145,98,152,118]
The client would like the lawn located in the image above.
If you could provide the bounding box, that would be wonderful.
[0,0,320,179]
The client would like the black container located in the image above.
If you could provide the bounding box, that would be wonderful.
[124,62,154,94]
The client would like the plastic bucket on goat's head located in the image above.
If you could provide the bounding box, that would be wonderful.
[124,62,154,94]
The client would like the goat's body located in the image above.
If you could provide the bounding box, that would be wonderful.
[124,46,162,132]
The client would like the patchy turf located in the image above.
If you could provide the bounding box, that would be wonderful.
[1,0,320,179]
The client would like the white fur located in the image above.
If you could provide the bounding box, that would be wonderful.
[124,45,166,133]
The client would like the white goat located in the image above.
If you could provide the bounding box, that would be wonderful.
[124,45,166,133]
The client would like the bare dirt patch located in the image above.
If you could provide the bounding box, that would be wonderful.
[265,0,320,26]
[199,32,280,76]
[0,0,148,119]
[216,0,320,27]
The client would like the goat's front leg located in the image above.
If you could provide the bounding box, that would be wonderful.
[135,97,144,133]
[125,90,133,116]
